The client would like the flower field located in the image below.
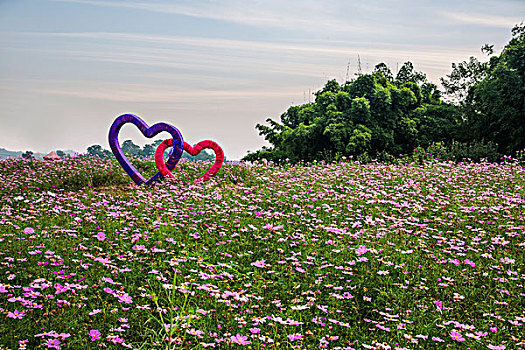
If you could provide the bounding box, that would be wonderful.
[0,156,524,349]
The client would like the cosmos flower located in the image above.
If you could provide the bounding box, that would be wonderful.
[7,310,25,319]
[450,330,465,342]
[44,339,60,349]
[88,329,101,341]
[355,245,368,256]
[251,260,266,268]
[94,232,106,241]
[287,333,303,341]
[230,333,250,345]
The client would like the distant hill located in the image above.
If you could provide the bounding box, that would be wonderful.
[0,148,79,159]
[0,148,24,159]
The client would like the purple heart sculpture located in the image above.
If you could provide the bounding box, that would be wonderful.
[108,114,184,185]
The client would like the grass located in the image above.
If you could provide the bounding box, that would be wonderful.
[0,155,524,349]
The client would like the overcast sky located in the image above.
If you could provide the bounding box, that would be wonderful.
[0,0,523,159]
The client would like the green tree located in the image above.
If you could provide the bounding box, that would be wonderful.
[244,65,455,163]
[445,24,525,154]
[87,145,104,157]
[121,140,140,156]
[373,62,394,82]
[139,144,155,158]
[22,151,34,159]
[346,124,372,155]
[395,62,427,86]
[440,56,488,102]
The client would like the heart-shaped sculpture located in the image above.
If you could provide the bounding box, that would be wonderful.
[155,139,224,183]
[108,114,184,185]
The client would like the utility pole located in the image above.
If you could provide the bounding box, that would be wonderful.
[345,59,350,83]
[357,54,362,76]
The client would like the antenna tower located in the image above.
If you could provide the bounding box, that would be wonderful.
[345,59,350,82]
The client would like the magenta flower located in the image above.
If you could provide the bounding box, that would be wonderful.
[117,293,133,303]
[44,338,60,349]
[230,333,250,345]
[94,232,106,241]
[450,330,465,341]
[250,259,266,268]
[7,310,25,319]
[433,300,444,311]
[132,244,146,251]
[23,227,34,235]
[464,259,476,267]
[355,245,368,255]
[89,329,101,341]
[287,333,303,341]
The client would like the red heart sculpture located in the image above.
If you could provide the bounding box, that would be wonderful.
[155,139,224,183]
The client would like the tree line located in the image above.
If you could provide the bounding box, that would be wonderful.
[87,140,215,162]
[243,25,524,163]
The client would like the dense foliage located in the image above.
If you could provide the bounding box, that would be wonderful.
[442,25,525,155]
[244,25,524,163]
[1,156,524,349]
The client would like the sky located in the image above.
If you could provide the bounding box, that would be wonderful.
[0,0,523,160]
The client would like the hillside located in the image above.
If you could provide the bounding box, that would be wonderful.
[0,148,78,159]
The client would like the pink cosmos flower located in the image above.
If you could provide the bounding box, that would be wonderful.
[464,259,476,267]
[118,293,133,304]
[251,260,266,268]
[89,329,101,341]
[23,227,34,235]
[132,244,146,251]
[88,309,102,315]
[433,300,444,311]
[7,310,25,319]
[287,333,303,341]
[450,330,465,341]
[487,345,506,350]
[490,326,497,333]
[355,245,368,256]
[230,333,250,345]
[94,232,106,241]
[44,339,60,349]
[376,324,390,332]
[107,335,124,344]
[249,328,260,334]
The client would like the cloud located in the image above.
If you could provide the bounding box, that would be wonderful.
[16,31,477,79]
[49,0,390,35]
[441,11,523,28]
[0,78,302,103]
